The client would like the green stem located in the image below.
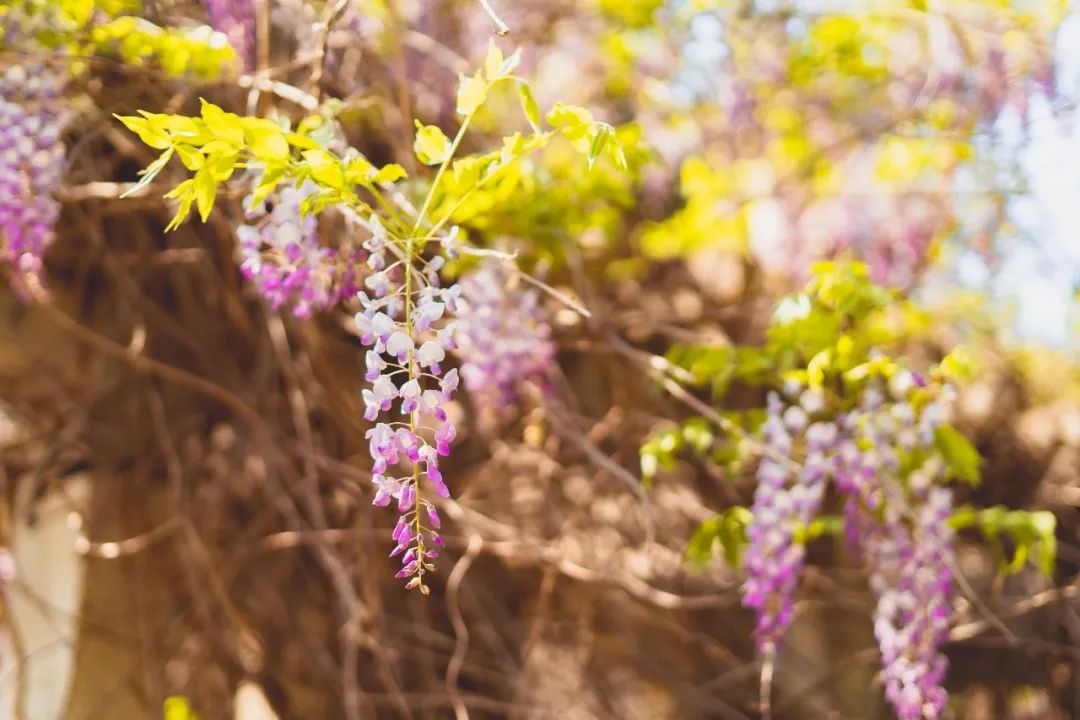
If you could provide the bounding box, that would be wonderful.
[428,132,554,237]
[412,115,474,234]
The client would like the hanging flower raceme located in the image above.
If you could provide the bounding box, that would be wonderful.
[453,260,556,420]
[735,344,961,720]
[865,484,953,720]
[237,182,361,318]
[0,62,66,294]
[742,387,837,652]
[200,0,255,71]
[837,373,955,720]
[355,217,460,593]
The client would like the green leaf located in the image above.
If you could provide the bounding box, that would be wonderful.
[243,118,290,163]
[164,695,200,720]
[285,132,322,151]
[608,140,628,171]
[771,293,812,326]
[249,165,286,208]
[207,153,238,182]
[933,425,981,485]
[198,98,243,147]
[587,123,613,170]
[685,517,721,568]
[977,505,1007,538]
[192,168,216,223]
[499,48,522,77]
[371,163,408,184]
[121,147,173,198]
[807,348,831,387]
[345,156,375,185]
[640,451,659,484]
[719,507,752,567]
[483,40,504,80]
[946,504,979,531]
[656,428,681,453]
[795,514,844,544]
[546,102,593,131]
[516,80,542,134]
[302,149,345,189]
[164,179,195,231]
[413,121,451,166]
[114,113,171,149]
[456,72,488,116]
[1030,511,1057,576]
[174,144,204,171]
[682,418,714,453]
[685,508,753,570]
[938,347,975,382]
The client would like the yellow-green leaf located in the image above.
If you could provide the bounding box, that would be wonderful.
[587,123,613,169]
[413,121,451,166]
[608,141,628,171]
[499,48,522,77]
[193,168,216,223]
[545,102,593,131]
[208,153,238,182]
[153,113,209,143]
[250,165,286,207]
[516,80,541,134]
[164,695,200,720]
[345,156,375,185]
[483,40,504,81]
[114,114,171,150]
[807,349,831,387]
[243,119,290,163]
[934,425,981,485]
[371,163,407,184]
[455,72,488,116]
[164,179,195,232]
[174,144,204,171]
[302,149,345,189]
[938,346,975,382]
[121,147,174,198]
[285,133,321,151]
[198,99,243,147]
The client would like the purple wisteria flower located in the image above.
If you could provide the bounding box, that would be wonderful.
[237,182,361,318]
[838,373,955,720]
[200,0,255,71]
[453,261,555,420]
[742,389,835,652]
[0,63,66,295]
[742,368,957,719]
[355,218,462,592]
[865,483,953,720]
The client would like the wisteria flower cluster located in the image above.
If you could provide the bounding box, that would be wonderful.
[354,218,462,593]
[454,261,556,419]
[116,40,623,594]
[200,0,254,71]
[0,62,65,294]
[742,370,956,720]
[837,379,955,720]
[743,387,836,651]
[237,182,361,318]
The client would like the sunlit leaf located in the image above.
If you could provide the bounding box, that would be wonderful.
[934,425,981,485]
[413,121,451,166]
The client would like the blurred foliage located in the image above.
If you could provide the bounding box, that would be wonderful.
[1,0,235,77]
[0,0,1078,717]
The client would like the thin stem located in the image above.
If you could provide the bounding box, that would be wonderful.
[412,116,474,234]
[428,132,554,237]
[366,184,410,236]
[477,0,510,35]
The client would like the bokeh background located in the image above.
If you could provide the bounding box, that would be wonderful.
[1,1,1080,718]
